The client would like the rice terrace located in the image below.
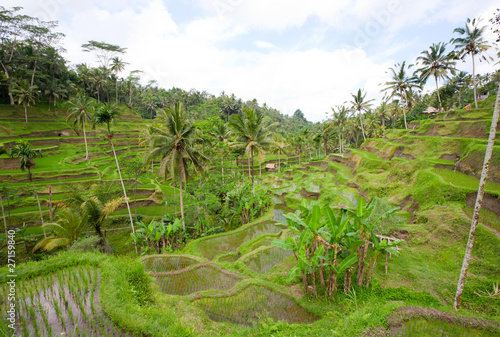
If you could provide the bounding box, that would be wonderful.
[1,4,500,337]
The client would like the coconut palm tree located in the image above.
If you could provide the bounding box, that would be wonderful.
[271,136,288,172]
[67,93,95,161]
[32,208,87,252]
[350,89,374,142]
[383,61,421,129]
[209,122,231,183]
[416,42,457,112]
[93,103,136,237]
[450,71,472,108]
[145,102,207,230]
[451,18,492,109]
[328,105,349,153]
[110,57,128,103]
[11,80,40,123]
[229,108,276,193]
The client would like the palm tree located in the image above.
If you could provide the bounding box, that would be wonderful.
[451,18,492,109]
[56,183,125,242]
[229,108,276,193]
[110,57,128,103]
[12,140,41,181]
[11,80,40,123]
[383,62,421,129]
[209,122,231,183]
[450,71,472,108]
[67,93,95,161]
[145,102,207,230]
[93,103,136,237]
[350,89,374,142]
[416,42,457,112]
[32,209,87,252]
[271,136,288,172]
[328,105,349,153]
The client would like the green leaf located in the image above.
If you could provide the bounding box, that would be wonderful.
[271,239,296,251]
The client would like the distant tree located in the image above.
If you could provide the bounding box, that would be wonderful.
[110,57,128,103]
[293,109,307,122]
[383,61,421,129]
[417,42,456,112]
[11,80,40,123]
[67,93,95,161]
[350,89,374,142]
[81,40,127,68]
[451,18,492,109]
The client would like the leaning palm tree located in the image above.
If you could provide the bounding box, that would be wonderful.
[416,42,457,112]
[93,103,136,237]
[451,18,492,109]
[32,208,87,252]
[67,93,95,161]
[383,61,421,129]
[145,102,207,230]
[229,108,276,193]
[350,89,374,142]
[454,84,500,310]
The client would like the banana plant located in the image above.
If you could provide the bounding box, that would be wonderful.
[347,197,398,286]
[364,233,400,288]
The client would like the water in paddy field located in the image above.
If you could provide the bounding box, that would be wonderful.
[0,266,131,336]
[197,221,285,260]
[141,255,198,272]
[152,264,243,295]
[194,285,318,326]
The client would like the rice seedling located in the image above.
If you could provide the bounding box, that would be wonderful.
[195,285,318,325]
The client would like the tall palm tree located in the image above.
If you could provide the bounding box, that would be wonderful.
[350,89,374,142]
[209,122,231,183]
[145,102,207,230]
[271,136,287,172]
[451,18,492,109]
[11,80,40,123]
[416,42,457,112]
[93,103,136,237]
[450,71,472,108]
[383,61,421,129]
[67,93,95,161]
[229,108,276,193]
[110,57,128,104]
[328,105,349,153]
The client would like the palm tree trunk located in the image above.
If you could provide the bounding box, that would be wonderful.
[48,184,52,221]
[251,147,255,194]
[435,76,443,112]
[0,61,15,105]
[34,191,46,238]
[1,195,7,238]
[359,113,366,141]
[454,84,499,310]
[472,54,478,109]
[83,119,89,160]
[179,174,185,231]
[24,104,28,123]
[110,139,137,253]
[115,79,119,104]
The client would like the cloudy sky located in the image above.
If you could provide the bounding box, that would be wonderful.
[8,0,500,122]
